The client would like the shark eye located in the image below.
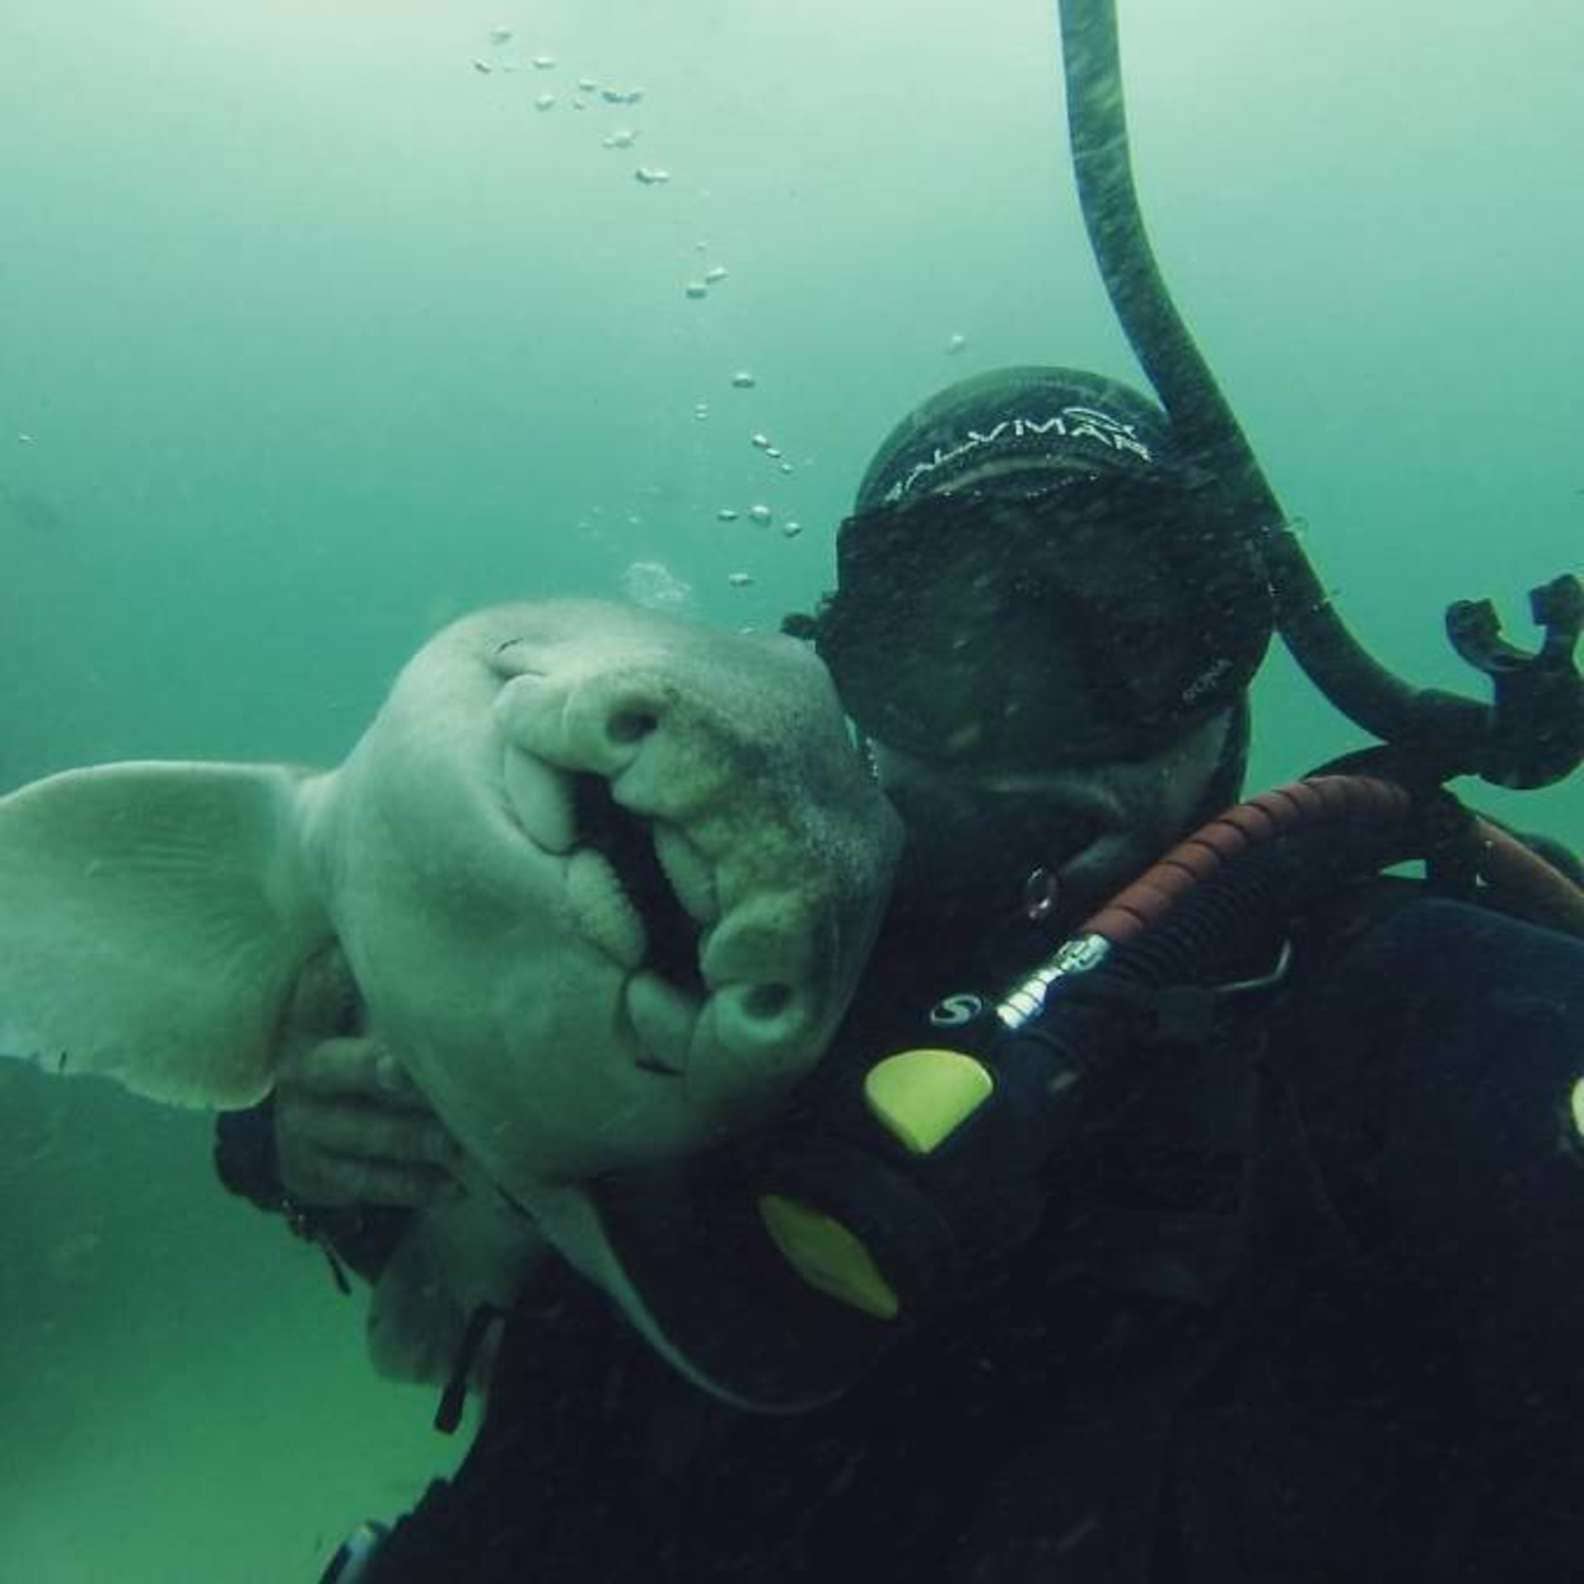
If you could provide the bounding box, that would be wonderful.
[608,710,658,744]
[491,637,549,682]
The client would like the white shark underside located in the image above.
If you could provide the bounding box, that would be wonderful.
[0,600,901,1396]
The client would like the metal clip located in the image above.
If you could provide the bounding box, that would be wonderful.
[1446,573,1584,788]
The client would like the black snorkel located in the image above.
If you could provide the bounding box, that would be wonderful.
[1056,0,1584,791]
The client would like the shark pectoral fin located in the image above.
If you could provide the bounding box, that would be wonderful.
[0,760,332,1107]
[367,1181,548,1388]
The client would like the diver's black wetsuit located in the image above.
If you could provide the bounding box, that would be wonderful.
[355,889,1584,1583]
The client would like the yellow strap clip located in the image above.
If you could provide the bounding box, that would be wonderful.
[863,1047,995,1155]
[758,1194,901,1320]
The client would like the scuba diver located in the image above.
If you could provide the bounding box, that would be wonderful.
[216,3,1584,1577]
[222,362,1582,1584]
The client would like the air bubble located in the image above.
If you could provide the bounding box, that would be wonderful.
[622,560,692,613]
[730,370,756,389]
[748,504,772,525]
[1021,867,1060,921]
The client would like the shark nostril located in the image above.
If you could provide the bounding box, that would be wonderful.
[744,982,794,1021]
[607,710,659,745]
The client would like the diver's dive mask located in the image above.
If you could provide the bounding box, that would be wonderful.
[812,470,1273,769]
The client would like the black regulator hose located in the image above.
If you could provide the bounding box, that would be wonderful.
[1053,0,1583,790]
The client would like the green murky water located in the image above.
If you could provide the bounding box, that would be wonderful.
[3,2,1580,1577]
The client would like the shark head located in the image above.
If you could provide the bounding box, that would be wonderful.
[0,600,900,1209]
[308,600,900,1195]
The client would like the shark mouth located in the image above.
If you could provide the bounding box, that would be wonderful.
[571,773,705,1002]
[506,740,807,1088]
[502,742,726,1077]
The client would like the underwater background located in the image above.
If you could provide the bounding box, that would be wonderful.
[2,1,1580,1578]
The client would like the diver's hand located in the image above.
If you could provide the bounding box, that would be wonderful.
[272,946,464,1208]
[274,1036,465,1208]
